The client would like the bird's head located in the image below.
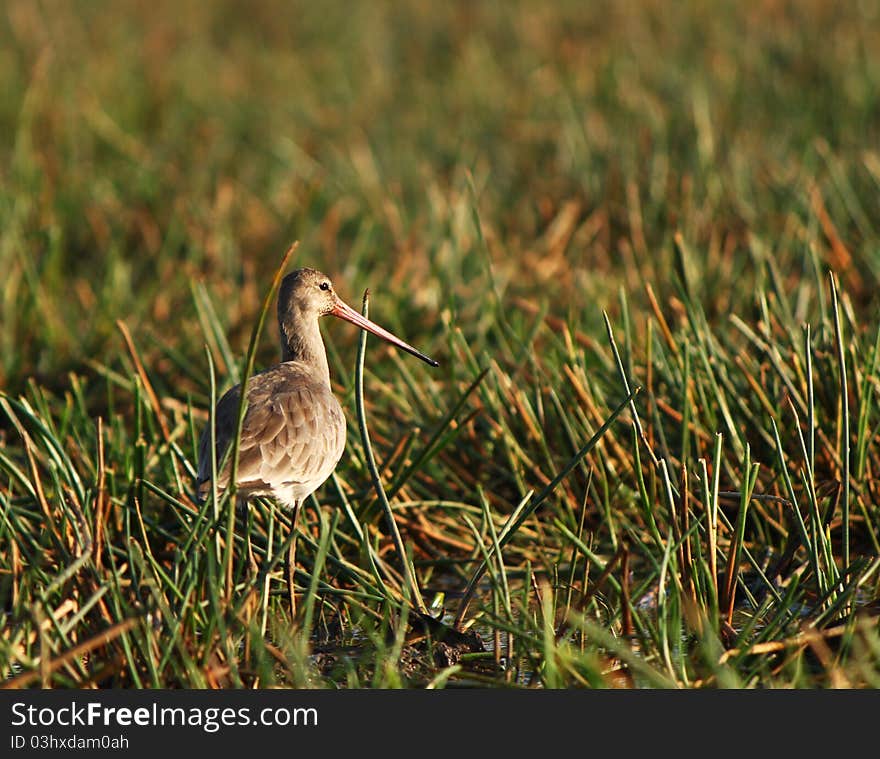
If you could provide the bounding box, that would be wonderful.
[278,267,438,367]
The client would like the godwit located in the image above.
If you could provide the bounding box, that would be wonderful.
[196,267,438,614]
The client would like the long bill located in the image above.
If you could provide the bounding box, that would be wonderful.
[331,299,439,367]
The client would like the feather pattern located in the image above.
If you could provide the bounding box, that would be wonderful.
[197,361,346,509]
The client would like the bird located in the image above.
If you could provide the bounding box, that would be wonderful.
[196,267,438,617]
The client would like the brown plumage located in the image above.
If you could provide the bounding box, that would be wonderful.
[196,267,437,614]
[196,363,347,509]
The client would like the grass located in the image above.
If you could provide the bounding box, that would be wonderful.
[2,0,880,688]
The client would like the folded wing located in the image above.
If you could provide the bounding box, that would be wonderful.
[197,365,346,500]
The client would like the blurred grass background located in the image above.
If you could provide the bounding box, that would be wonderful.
[5,0,879,396]
[2,0,880,688]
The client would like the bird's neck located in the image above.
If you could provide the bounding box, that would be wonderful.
[279,313,331,386]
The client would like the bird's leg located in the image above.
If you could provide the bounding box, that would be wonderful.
[243,498,259,577]
[285,501,301,620]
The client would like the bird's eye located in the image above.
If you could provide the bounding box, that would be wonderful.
[319,281,330,291]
